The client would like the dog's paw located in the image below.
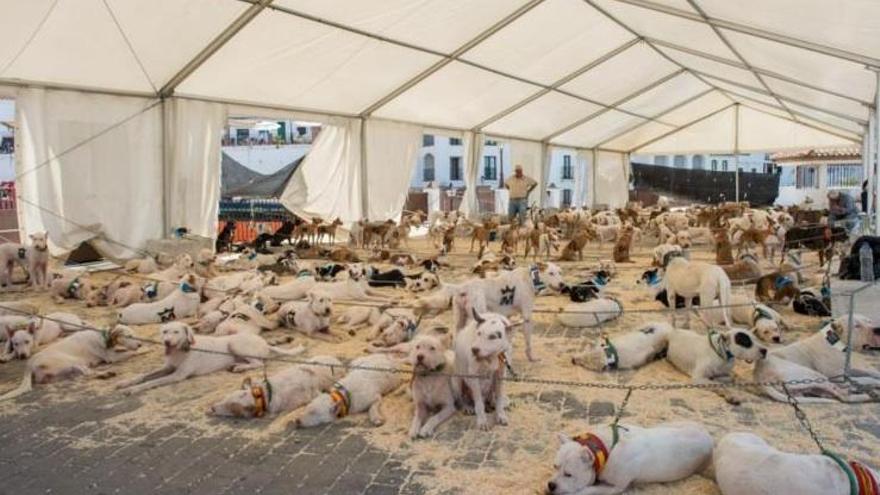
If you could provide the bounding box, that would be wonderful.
[725,394,742,406]
[476,417,490,431]
[418,426,435,438]
[495,411,509,426]
[462,406,475,416]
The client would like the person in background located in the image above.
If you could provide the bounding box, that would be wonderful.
[827,190,859,234]
[505,165,537,223]
[861,179,868,213]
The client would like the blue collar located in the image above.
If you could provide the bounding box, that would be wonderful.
[180,282,197,293]
[645,271,661,287]
[247,252,257,260]
[774,275,793,290]
[592,274,608,287]
[297,269,313,278]
[529,265,545,292]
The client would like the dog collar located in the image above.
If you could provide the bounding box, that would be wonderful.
[34,245,48,252]
[250,381,272,418]
[296,269,313,278]
[17,247,27,259]
[823,451,877,495]
[644,271,661,287]
[601,336,619,370]
[143,282,158,299]
[67,278,81,297]
[708,330,733,362]
[529,265,545,292]
[404,320,417,342]
[498,352,517,379]
[100,329,117,349]
[247,252,257,260]
[572,433,610,476]
[592,274,608,287]
[329,382,352,418]
[180,282,197,293]
[820,325,848,352]
[753,307,774,323]
[774,275,794,290]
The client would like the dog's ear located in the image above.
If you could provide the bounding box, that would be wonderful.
[556,432,571,445]
[471,308,485,325]
[5,325,15,339]
[184,325,196,347]
[241,377,253,390]
[27,321,38,335]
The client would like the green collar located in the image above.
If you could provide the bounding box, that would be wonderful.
[708,330,733,362]
[753,306,774,323]
[822,451,858,495]
[602,336,619,370]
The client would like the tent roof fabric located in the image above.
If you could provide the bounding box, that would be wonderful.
[222,153,304,198]
[0,0,875,153]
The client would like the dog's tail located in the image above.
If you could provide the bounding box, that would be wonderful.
[0,368,34,401]
[268,344,307,357]
[762,386,835,404]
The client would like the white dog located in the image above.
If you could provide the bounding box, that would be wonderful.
[571,322,671,371]
[150,253,194,282]
[294,354,402,428]
[116,322,306,394]
[753,354,871,403]
[547,422,713,495]
[557,297,623,329]
[666,327,766,405]
[208,355,343,418]
[277,292,334,341]
[0,232,50,289]
[408,335,456,439]
[664,255,732,328]
[261,276,317,301]
[715,432,879,495]
[453,263,564,361]
[452,311,512,431]
[214,304,278,336]
[0,325,143,400]
[1,312,84,361]
[117,276,200,325]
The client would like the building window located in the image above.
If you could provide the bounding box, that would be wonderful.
[296,126,307,135]
[779,167,795,187]
[721,160,728,172]
[827,163,862,188]
[796,165,818,189]
[711,159,718,171]
[484,156,498,180]
[654,155,668,166]
[449,156,462,181]
[673,155,686,168]
[449,137,462,146]
[485,140,498,146]
[422,134,434,147]
[562,155,573,180]
[423,153,435,182]
[562,189,572,207]
[692,155,704,170]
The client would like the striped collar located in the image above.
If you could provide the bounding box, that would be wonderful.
[572,433,610,475]
[329,382,352,418]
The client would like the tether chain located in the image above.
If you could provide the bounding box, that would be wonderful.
[782,383,826,453]
[611,387,633,426]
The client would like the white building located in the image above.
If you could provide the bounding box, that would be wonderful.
[0,99,14,181]
[772,147,863,208]
[410,135,581,208]
[631,152,776,174]
[224,118,320,146]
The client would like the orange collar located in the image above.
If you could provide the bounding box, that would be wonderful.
[250,384,268,418]
[329,382,351,418]
[573,433,610,475]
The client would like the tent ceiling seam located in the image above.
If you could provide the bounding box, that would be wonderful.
[101,0,157,93]
[627,103,734,152]
[0,0,59,78]
[738,103,861,144]
[724,88,866,136]
[609,0,880,69]
[159,0,273,98]
[686,0,799,123]
[647,37,872,107]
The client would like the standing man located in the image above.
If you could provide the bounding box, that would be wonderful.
[828,190,859,234]
[505,165,537,222]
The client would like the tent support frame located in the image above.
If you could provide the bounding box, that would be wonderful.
[734,103,740,202]
[626,103,734,152]
[875,70,880,234]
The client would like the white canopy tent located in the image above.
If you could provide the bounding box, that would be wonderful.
[0,0,878,255]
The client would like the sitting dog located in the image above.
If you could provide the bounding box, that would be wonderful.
[408,335,456,439]
[612,224,634,263]
[209,355,343,418]
[0,232,50,289]
[452,311,511,431]
[117,275,201,325]
[715,432,879,495]
[666,327,766,405]
[571,322,671,371]
[116,322,306,394]
[547,422,713,495]
[0,326,142,400]
[294,354,402,428]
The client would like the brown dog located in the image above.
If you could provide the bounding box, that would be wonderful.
[755,271,800,304]
[559,228,592,261]
[317,218,343,245]
[613,225,634,263]
[722,254,762,282]
[714,229,735,265]
[470,219,498,254]
[328,247,360,263]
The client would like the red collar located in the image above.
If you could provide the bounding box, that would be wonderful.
[572,433,609,474]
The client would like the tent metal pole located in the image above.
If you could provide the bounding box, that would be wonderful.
[734,103,740,203]
[875,70,880,234]
[725,90,866,136]
[643,38,871,108]
[686,0,798,122]
[628,103,735,153]
[611,0,880,69]
[863,116,872,232]
[594,89,714,148]
[161,98,169,237]
[543,69,685,141]
[159,0,273,98]
[591,148,598,207]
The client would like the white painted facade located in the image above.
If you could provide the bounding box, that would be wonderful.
[631,152,776,173]
[410,136,581,207]
[775,159,863,209]
[0,99,14,181]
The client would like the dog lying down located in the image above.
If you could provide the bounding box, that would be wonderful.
[117,276,200,325]
[571,322,671,371]
[209,355,343,418]
[116,323,306,395]
[547,422,713,495]
[1,312,84,361]
[715,432,879,495]
[0,326,142,401]
[293,353,402,428]
[556,297,622,328]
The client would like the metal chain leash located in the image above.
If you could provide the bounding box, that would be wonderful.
[781,383,826,453]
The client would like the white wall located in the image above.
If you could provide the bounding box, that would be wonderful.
[632,152,773,173]
[222,144,310,174]
[0,154,12,181]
